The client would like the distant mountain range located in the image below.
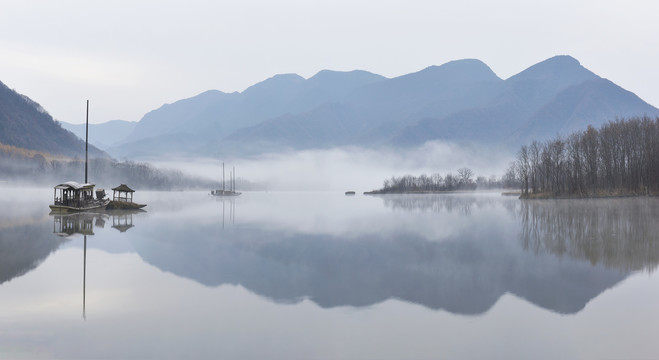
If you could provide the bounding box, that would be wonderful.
[0,81,106,158]
[60,120,137,150]
[100,55,658,159]
[2,55,658,160]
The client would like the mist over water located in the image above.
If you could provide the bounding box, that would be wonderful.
[149,141,514,191]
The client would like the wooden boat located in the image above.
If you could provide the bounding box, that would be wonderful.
[50,101,109,213]
[210,189,242,196]
[49,181,110,213]
[211,162,242,197]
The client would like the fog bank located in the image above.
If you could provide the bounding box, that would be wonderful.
[151,141,514,192]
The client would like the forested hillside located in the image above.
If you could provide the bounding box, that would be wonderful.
[0,82,224,189]
[0,146,213,190]
[0,81,106,158]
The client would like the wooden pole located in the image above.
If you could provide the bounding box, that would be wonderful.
[85,100,89,184]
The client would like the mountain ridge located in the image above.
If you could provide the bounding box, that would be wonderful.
[205,55,658,156]
[60,119,137,150]
[4,55,656,161]
[0,81,107,158]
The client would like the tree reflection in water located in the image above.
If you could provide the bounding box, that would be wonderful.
[380,193,513,216]
[519,198,659,272]
[380,194,659,272]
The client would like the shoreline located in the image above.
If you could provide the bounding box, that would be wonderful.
[519,190,658,200]
[363,189,515,195]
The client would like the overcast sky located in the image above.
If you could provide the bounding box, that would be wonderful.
[1,0,657,124]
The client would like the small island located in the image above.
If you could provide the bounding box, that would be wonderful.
[364,167,517,194]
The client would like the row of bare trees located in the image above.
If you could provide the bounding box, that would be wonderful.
[514,116,659,197]
[373,167,518,193]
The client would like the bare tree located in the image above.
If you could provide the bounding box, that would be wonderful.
[516,116,659,197]
[457,167,474,187]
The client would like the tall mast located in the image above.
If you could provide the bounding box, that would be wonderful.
[85,100,89,184]
[222,162,225,193]
[233,166,235,192]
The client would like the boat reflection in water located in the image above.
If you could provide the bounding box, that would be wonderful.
[52,212,103,237]
[211,195,237,229]
[51,213,97,320]
[106,209,144,233]
[50,211,142,319]
[52,210,144,236]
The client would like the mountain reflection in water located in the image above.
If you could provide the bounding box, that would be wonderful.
[1,192,657,317]
[0,210,142,286]
[0,215,65,286]
[130,193,655,315]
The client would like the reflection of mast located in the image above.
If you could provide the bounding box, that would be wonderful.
[220,197,237,229]
[50,212,139,320]
[83,234,87,320]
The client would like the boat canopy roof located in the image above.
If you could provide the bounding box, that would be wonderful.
[112,184,135,192]
[54,181,95,190]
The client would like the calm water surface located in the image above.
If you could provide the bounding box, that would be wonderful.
[1,187,658,359]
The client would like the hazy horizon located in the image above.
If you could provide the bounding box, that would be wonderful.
[146,140,514,192]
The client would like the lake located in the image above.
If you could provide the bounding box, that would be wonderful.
[1,187,658,359]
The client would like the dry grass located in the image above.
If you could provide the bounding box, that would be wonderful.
[0,142,71,162]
